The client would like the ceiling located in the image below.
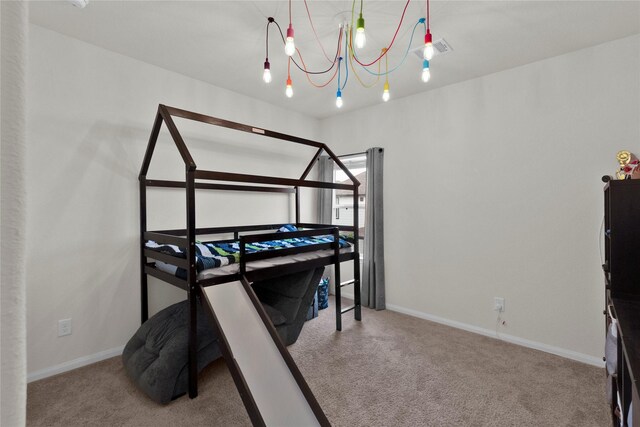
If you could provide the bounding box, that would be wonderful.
[29,1,640,119]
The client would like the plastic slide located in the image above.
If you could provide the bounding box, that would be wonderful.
[201,280,328,426]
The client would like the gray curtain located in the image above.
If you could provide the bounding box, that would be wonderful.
[362,148,385,310]
[316,155,333,224]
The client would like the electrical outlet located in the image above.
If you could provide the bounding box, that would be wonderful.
[58,318,72,337]
[494,297,505,313]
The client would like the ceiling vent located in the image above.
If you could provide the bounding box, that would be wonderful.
[411,38,453,59]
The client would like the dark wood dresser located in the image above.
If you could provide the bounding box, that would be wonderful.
[603,176,640,426]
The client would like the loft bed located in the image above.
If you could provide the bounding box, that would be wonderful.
[139,104,362,399]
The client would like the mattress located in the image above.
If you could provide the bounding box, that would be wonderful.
[146,234,352,281]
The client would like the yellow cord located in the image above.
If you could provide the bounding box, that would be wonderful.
[347,28,382,88]
[384,47,389,85]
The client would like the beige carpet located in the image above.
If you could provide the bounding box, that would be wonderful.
[27,298,608,426]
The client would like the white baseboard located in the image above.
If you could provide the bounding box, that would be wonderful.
[337,291,603,368]
[384,303,603,367]
[27,345,125,383]
[27,298,603,383]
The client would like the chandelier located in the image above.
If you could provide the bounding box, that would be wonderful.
[262,0,435,108]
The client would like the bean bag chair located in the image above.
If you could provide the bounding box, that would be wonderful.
[123,267,323,403]
[122,299,220,404]
[252,267,324,345]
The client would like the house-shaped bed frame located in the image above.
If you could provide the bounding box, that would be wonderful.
[139,105,361,403]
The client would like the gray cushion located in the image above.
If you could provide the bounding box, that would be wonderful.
[122,299,220,404]
[252,269,317,320]
[253,267,324,345]
[262,303,287,326]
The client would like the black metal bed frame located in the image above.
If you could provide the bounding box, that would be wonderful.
[138,105,361,413]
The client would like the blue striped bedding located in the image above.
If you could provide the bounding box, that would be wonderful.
[145,234,351,280]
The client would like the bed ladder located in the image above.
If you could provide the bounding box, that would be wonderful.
[332,237,361,331]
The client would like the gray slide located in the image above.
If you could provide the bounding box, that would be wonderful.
[201,279,329,427]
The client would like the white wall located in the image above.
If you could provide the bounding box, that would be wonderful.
[25,21,639,377]
[1,2,29,424]
[25,25,321,376]
[321,35,640,361]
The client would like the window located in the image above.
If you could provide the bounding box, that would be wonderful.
[332,154,366,243]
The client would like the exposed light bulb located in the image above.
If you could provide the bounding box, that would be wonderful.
[421,68,431,82]
[424,43,434,60]
[421,60,431,83]
[263,60,272,84]
[68,0,88,8]
[355,14,366,49]
[336,89,343,108]
[423,31,434,60]
[285,78,293,98]
[382,81,390,102]
[285,25,296,56]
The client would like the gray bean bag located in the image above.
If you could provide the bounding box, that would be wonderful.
[123,267,323,403]
[122,298,220,404]
[252,267,324,345]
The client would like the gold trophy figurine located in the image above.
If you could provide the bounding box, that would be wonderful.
[616,150,640,180]
[617,150,632,180]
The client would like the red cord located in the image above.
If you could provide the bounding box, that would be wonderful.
[295,28,343,88]
[303,0,334,63]
[426,0,430,30]
[351,0,411,68]
[299,50,341,88]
